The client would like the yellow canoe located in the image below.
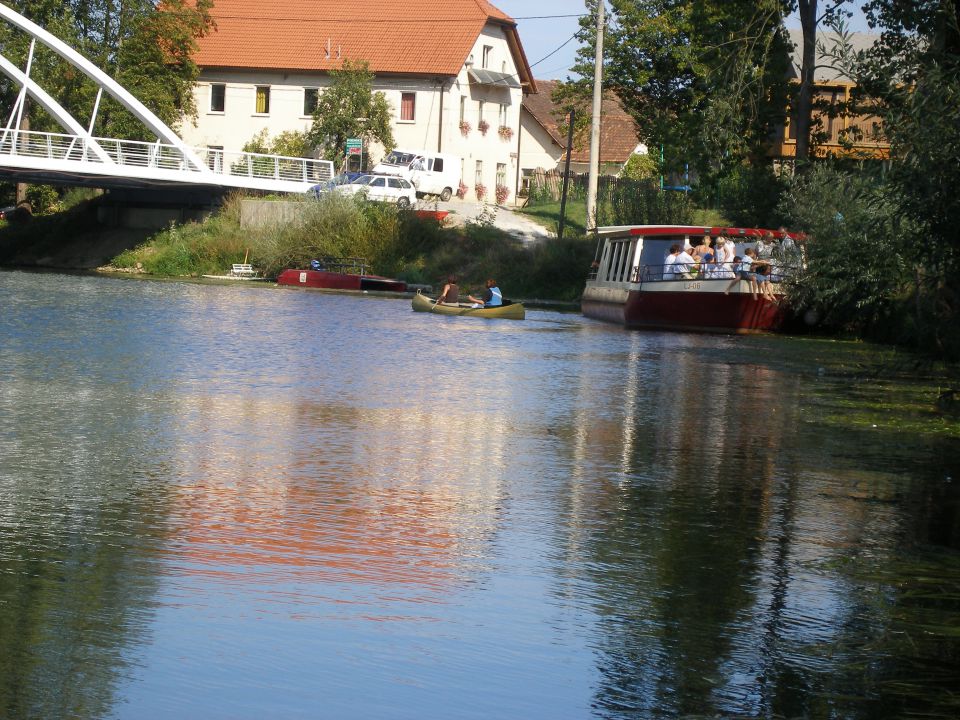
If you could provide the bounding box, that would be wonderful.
[412,291,525,320]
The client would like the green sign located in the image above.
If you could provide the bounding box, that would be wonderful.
[346,138,362,155]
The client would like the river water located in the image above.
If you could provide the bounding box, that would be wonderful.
[1,269,958,719]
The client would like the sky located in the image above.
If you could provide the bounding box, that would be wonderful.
[493,1,875,81]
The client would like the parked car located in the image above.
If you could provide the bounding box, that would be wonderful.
[307,171,364,198]
[372,149,461,200]
[335,174,417,207]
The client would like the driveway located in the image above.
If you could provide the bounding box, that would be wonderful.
[424,198,554,244]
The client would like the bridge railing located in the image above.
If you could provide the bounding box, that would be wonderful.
[0,129,334,186]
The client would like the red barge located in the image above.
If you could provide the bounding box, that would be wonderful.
[581,225,799,334]
[276,257,407,293]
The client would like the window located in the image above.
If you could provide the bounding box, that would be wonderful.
[475,160,483,185]
[303,88,319,116]
[255,86,270,114]
[459,96,466,123]
[433,157,444,172]
[496,163,506,186]
[482,45,492,69]
[369,178,386,187]
[388,178,403,189]
[210,84,225,113]
[498,103,507,127]
[400,92,416,121]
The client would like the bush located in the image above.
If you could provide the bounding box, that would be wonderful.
[712,164,786,228]
[779,163,906,334]
[597,178,694,226]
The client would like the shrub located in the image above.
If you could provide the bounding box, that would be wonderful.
[498,125,513,141]
[475,183,487,201]
[495,184,510,205]
[459,120,471,136]
[477,119,490,136]
[456,180,468,199]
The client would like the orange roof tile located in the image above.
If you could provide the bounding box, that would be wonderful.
[522,79,642,163]
[194,0,528,81]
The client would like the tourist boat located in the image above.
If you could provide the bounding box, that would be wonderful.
[412,291,525,320]
[276,256,408,293]
[581,225,799,334]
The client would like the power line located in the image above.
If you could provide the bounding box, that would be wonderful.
[529,32,579,69]
[513,14,587,19]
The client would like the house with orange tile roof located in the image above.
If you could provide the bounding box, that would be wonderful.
[181,0,537,203]
[517,79,648,192]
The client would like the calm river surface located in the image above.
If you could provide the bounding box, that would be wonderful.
[1,269,958,719]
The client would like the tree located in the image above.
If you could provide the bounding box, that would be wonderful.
[791,0,855,162]
[570,0,793,179]
[855,0,960,354]
[306,59,394,167]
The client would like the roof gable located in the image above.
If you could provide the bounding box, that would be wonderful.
[522,79,642,163]
[193,0,531,84]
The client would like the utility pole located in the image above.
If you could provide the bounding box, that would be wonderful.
[558,109,575,241]
[585,0,605,231]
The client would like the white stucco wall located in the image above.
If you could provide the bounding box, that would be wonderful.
[181,22,528,204]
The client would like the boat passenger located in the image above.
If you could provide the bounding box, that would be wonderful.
[663,244,681,279]
[710,241,736,279]
[724,249,758,295]
[674,246,696,279]
[467,278,503,307]
[755,262,776,300]
[437,275,460,304]
[693,235,712,261]
[663,243,680,280]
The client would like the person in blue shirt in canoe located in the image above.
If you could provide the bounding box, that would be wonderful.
[467,278,503,308]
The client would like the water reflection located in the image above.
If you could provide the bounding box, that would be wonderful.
[1,270,958,719]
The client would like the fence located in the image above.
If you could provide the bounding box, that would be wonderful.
[524,169,695,227]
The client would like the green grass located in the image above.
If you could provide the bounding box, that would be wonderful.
[107,193,594,301]
[518,199,588,237]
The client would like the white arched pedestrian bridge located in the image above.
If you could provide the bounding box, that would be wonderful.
[0,4,333,195]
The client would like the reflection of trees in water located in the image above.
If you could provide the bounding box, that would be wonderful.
[554,337,803,717]
[555,335,960,719]
[0,385,170,720]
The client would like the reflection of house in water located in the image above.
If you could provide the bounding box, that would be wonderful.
[165,395,510,593]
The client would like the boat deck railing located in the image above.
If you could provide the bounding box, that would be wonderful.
[589,262,798,284]
[312,256,370,275]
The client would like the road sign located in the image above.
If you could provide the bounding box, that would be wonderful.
[346,138,362,155]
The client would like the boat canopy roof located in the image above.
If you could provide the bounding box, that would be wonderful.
[595,225,801,241]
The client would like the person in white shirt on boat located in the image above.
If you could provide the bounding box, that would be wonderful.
[725,249,759,295]
[709,241,736,279]
[715,236,736,273]
[674,246,696,279]
[663,244,681,279]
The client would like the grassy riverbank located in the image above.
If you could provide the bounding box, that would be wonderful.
[108,193,594,301]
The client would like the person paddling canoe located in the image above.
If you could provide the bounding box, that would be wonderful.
[436,275,459,305]
[467,278,503,308]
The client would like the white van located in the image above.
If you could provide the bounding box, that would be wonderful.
[372,149,461,201]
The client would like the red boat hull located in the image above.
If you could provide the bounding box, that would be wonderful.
[276,269,407,293]
[582,285,785,334]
